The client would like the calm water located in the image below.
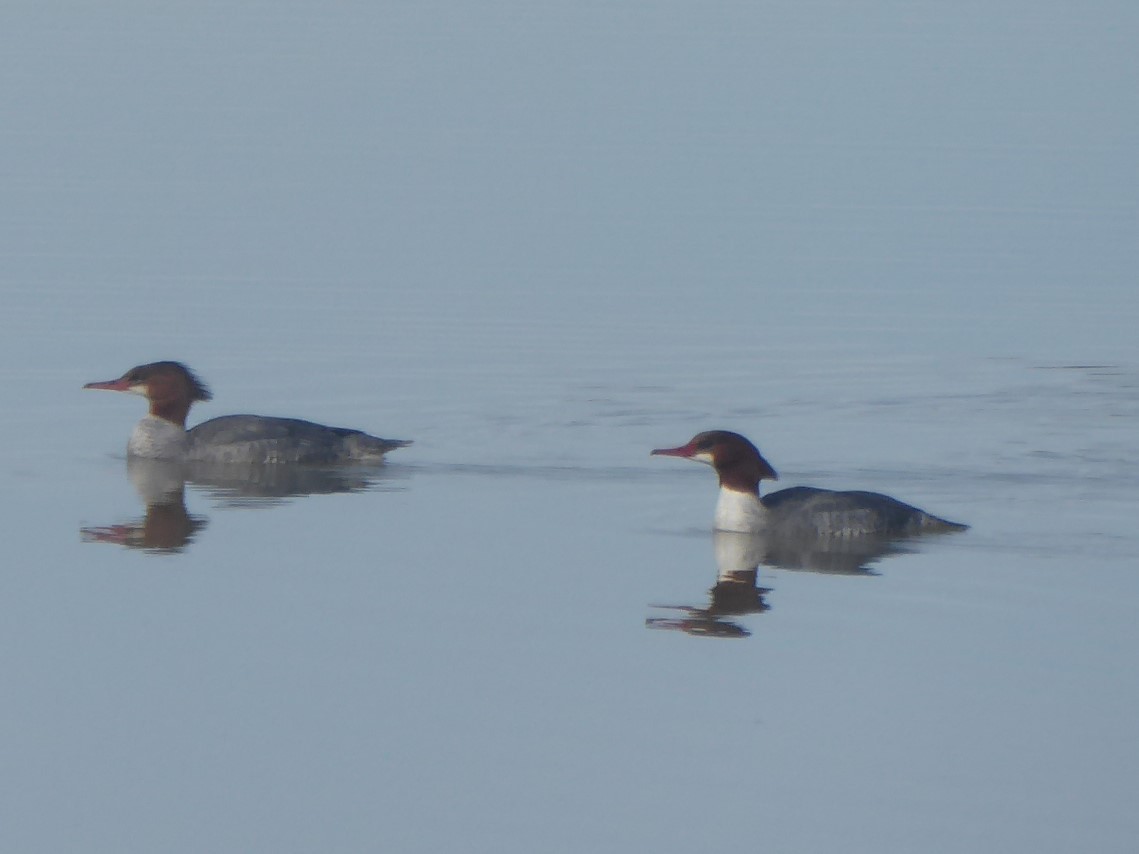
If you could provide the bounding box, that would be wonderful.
[2,3,1137,852]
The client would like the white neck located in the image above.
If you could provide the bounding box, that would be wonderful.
[128,414,189,459]
[714,487,767,533]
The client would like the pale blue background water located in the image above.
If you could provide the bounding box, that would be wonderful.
[1,3,1137,852]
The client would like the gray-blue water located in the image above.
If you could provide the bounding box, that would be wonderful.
[2,3,1137,852]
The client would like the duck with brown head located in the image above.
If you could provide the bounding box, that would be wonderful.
[652,430,966,537]
[85,360,411,464]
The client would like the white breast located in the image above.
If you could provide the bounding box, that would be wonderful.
[713,487,767,533]
[128,415,189,459]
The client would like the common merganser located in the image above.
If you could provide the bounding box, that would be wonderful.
[652,430,966,537]
[84,361,411,464]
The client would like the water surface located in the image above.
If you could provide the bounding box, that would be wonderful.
[1,3,1137,853]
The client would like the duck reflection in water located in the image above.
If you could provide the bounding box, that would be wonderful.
[81,459,207,553]
[647,531,774,639]
[81,457,405,553]
[647,528,916,638]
